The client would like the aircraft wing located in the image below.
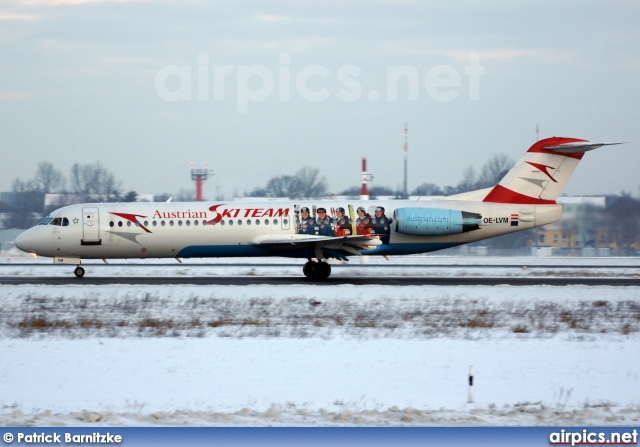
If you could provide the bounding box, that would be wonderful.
[258,234,383,259]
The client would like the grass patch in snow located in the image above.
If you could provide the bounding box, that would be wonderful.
[3,289,639,339]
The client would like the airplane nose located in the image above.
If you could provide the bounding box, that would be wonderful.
[14,231,29,252]
[15,230,34,253]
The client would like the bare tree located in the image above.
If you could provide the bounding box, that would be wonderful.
[154,193,173,202]
[175,188,196,202]
[2,195,42,228]
[476,153,514,189]
[456,166,478,193]
[412,183,444,196]
[293,167,328,198]
[34,161,66,193]
[69,162,121,199]
[121,191,139,202]
[248,167,328,199]
[337,186,361,196]
[264,175,298,198]
[11,178,36,192]
[7,179,43,228]
[369,185,397,198]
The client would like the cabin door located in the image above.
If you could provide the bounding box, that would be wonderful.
[82,207,101,244]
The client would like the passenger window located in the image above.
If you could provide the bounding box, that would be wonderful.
[118,221,123,227]
[193,220,197,226]
[229,220,234,226]
[110,221,114,227]
[238,220,242,225]
[178,220,183,226]
[220,220,225,226]
[256,219,260,225]
[265,219,269,225]
[144,221,149,226]
[161,221,166,226]
[247,219,251,225]
[170,221,174,226]
[127,221,132,227]
[153,221,157,226]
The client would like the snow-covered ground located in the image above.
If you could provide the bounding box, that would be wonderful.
[1,255,639,426]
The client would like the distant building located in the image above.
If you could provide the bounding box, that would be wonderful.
[535,196,639,253]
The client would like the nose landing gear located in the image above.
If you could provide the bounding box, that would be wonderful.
[302,260,331,280]
[55,257,85,278]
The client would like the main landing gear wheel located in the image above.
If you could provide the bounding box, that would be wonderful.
[303,261,314,278]
[74,266,85,278]
[302,261,331,280]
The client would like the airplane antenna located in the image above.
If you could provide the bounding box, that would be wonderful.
[190,162,213,202]
[403,122,409,199]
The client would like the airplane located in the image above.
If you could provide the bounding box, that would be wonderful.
[14,136,623,280]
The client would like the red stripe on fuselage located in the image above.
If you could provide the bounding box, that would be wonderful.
[109,212,152,233]
[483,184,556,204]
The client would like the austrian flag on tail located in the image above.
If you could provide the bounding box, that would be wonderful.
[511,214,519,226]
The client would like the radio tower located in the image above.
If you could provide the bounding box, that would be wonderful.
[360,157,373,200]
[403,122,408,198]
[190,162,213,202]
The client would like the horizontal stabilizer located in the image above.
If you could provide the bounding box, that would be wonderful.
[543,141,625,153]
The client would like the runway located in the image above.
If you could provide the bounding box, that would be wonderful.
[2,262,639,269]
[2,276,639,286]
[2,257,639,286]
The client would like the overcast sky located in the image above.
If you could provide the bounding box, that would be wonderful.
[1,0,639,200]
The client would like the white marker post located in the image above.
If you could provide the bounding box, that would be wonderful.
[468,365,474,403]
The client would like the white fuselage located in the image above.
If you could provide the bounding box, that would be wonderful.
[15,199,562,262]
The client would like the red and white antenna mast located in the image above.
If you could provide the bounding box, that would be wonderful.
[360,157,373,200]
[403,122,408,198]
[190,162,213,202]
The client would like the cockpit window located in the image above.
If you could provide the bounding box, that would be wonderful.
[40,216,69,226]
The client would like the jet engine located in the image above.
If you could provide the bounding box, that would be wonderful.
[394,208,482,236]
